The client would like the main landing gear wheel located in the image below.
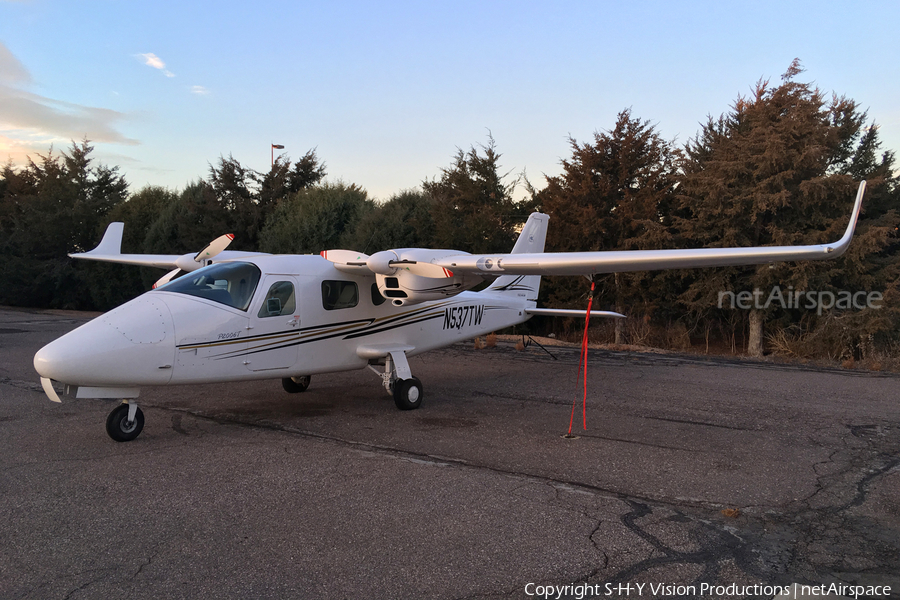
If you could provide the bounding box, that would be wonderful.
[282,376,311,393]
[393,377,423,410]
[106,403,144,442]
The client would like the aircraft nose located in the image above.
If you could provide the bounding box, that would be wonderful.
[34,296,176,388]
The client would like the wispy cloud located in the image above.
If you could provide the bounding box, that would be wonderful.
[137,52,175,77]
[190,85,210,96]
[0,42,138,164]
[0,41,32,85]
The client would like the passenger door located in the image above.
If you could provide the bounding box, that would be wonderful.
[244,275,304,372]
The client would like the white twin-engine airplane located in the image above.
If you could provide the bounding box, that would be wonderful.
[34,182,867,442]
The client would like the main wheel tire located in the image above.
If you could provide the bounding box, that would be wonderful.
[282,376,311,393]
[106,403,144,442]
[393,377,423,410]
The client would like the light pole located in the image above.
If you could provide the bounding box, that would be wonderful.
[271,143,284,168]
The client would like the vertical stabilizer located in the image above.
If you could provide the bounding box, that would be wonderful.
[486,213,548,300]
[79,222,124,257]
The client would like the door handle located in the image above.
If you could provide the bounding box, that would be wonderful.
[287,316,300,327]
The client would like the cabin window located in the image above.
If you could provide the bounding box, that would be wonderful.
[161,262,261,311]
[321,280,358,310]
[371,283,386,306]
[258,281,296,318]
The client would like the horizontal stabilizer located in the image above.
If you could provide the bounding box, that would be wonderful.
[526,308,625,319]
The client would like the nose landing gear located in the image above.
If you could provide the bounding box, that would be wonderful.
[282,375,311,393]
[365,349,424,410]
[106,401,144,442]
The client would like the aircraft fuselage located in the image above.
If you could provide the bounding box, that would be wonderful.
[34,255,533,393]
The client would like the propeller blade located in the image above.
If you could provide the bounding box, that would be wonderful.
[389,260,454,278]
[152,268,182,289]
[193,233,235,263]
[320,250,369,265]
[321,250,372,274]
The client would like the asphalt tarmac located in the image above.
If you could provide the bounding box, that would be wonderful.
[2,306,899,599]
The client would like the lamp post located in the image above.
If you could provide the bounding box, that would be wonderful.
[271,144,285,168]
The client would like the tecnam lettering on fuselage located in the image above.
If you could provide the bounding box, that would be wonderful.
[33,182,867,442]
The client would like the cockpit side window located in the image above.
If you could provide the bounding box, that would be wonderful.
[160,262,261,311]
[321,280,358,310]
[258,281,296,318]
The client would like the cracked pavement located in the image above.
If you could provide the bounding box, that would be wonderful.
[1,307,898,599]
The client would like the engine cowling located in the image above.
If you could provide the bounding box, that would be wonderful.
[321,247,488,305]
[373,249,485,306]
[375,271,470,306]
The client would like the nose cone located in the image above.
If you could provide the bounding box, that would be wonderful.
[34,296,176,387]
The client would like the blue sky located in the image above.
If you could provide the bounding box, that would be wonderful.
[2,0,898,201]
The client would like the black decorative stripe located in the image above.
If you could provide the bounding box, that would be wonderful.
[342,312,445,340]
[204,300,510,361]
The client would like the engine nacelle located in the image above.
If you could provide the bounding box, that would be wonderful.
[375,270,485,306]
[373,249,486,306]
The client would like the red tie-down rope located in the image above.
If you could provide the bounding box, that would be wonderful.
[568,279,596,435]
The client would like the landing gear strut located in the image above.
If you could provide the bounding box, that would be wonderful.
[106,401,144,442]
[369,350,424,410]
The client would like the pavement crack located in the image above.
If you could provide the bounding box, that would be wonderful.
[61,568,118,600]
[154,405,731,512]
[838,454,900,512]
[0,376,48,394]
[131,543,164,582]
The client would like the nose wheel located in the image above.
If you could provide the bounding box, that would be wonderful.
[367,349,424,410]
[393,376,423,410]
[106,402,144,442]
[282,375,311,393]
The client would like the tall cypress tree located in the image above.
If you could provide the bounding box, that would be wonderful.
[677,60,898,356]
[424,136,525,255]
[537,109,679,342]
[0,141,129,309]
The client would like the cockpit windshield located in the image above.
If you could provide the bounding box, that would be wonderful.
[159,262,261,311]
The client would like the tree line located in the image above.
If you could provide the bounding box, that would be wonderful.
[2,62,897,361]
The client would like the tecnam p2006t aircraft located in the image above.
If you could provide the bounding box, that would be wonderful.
[34,182,867,442]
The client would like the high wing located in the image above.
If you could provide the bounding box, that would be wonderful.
[70,222,269,271]
[435,181,867,277]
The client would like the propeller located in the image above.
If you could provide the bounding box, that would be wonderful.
[320,250,371,275]
[321,249,454,279]
[152,268,182,289]
[152,233,235,289]
[387,260,454,279]
[366,250,455,278]
[194,233,235,262]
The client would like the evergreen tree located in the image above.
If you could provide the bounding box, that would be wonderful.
[258,149,327,208]
[537,109,680,342]
[345,189,436,253]
[677,60,898,356]
[0,141,128,308]
[259,182,373,254]
[209,149,326,249]
[424,136,526,254]
[143,182,233,256]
